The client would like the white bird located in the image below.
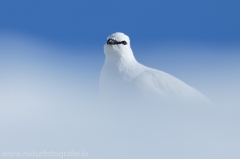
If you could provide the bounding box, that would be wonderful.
[100,32,210,104]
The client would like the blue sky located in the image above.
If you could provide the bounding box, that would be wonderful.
[0,0,239,102]
[0,0,239,47]
[0,0,239,101]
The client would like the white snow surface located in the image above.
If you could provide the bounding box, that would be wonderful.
[100,32,210,103]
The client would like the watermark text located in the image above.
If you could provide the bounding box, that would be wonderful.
[1,150,88,158]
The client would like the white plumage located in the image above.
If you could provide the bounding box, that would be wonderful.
[100,32,210,103]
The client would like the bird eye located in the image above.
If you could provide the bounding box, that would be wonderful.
[122,41,127,45]
[107,39,115,45]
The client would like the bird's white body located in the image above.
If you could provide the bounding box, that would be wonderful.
[100,32,210,103]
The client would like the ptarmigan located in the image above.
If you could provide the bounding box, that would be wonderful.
[99,32,210,104]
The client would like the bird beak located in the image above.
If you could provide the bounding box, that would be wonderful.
[107,39,117,45]
[107,39,127,45]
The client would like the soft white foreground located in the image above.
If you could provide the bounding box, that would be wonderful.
[0,34,240,159]
[100,33,210,104]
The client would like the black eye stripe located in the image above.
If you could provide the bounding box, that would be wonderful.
[116,41,127,45]
[107,39,127,45]
[121,41,127,45]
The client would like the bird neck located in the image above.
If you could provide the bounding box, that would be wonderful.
[106,46,136,61]
[105,50,137,68]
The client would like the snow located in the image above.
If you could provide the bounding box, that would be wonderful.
[100,32,211,103]
[1,34,240,159]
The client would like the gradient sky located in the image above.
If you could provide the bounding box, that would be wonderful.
[1,1,240,159]
[0,0,240,105]
[0,0,240,47]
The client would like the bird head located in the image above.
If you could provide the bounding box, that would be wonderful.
[104,32,134,60]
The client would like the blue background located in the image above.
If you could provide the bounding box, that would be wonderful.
[1,0,240,46]
[1,1,240,158]
[0,0,239,105]
[0,0,240,106]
